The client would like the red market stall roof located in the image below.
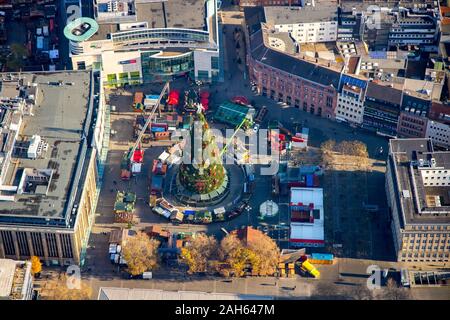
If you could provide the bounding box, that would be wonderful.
[232,96,249,105]
[133,149,144,163]
[169,90,180,98]
[168,90,180,105]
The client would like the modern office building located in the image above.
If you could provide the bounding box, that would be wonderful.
[386,139,450,265]
[0,70,109,266]
[65,0,222,86]
[362,81,403,137]
[0,259,33,300]
[388,11,438,48]
[425,102,450,150]
[396,77,442,139]
[340,1,439,51]
[426,120,450,149]
[264,4,338,44]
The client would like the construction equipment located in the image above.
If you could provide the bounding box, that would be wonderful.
[300,260,320,278]
[122,81,170,180]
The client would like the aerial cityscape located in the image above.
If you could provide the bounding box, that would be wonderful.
[0,0,449,306]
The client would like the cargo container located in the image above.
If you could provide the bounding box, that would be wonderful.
[311,253,334,261]
[306,174,314,187]
[151,123,168,131]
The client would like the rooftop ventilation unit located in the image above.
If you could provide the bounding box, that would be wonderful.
[27,135,41,159]
[431,158,436,167]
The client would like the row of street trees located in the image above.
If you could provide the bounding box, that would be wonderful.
[180,231,280,277]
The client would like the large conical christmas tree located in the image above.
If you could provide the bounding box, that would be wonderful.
[178,110,226,194]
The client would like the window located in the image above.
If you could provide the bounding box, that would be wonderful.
[211,56,219,70]
[197,70,209,80]
[76,61,86,70]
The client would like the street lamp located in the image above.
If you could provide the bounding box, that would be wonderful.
[246,205,252,226]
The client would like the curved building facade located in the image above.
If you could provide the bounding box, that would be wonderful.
[66,0,223,86]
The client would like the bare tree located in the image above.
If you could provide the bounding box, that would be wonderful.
[379,278,412,300]
[344,285,374,300]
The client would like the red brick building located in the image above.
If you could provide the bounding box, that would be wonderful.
[397,111,428,138]
[428,101,450,123]
[244,9,340,119]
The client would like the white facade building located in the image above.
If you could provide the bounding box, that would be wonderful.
[264,5,338,44]
[426,120,450,149]
[335,84,365,125]
[275,21,337,44]
[64,0,221,86]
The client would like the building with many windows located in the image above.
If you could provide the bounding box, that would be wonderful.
[386,139,450,265]
[339,0,439,51]
[244,7,341,119]
[0,70,108,267]
[425,102,450,150]
[263,4,338,44]
[362,81,403,137]
[64,0,222,86]
[335,72,367,125]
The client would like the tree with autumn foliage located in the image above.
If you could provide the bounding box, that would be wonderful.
[246,231,280,276]
[216,230,280,277]
[122,232,160,276]
[180,233,218,274]
[30,256,42,276]
[42,274,92,300]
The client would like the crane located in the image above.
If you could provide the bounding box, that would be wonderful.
[219,116,249,158]
[128,81,170,159]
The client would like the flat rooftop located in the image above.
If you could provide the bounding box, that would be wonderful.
[389,138,450,225]
[264,5,337,25]
[0,71,92,221]
[340,0,437,12]
[0,259,16,298]
[164,0,206,29]
[90,0,207,41]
